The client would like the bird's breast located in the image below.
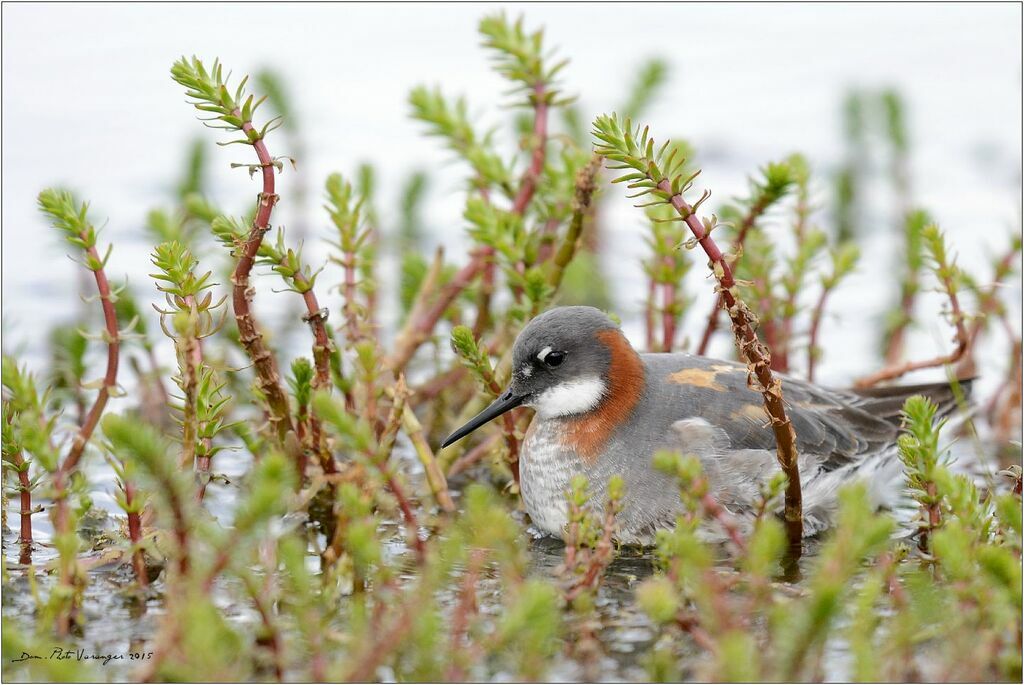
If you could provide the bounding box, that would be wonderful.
[519,418,585,537]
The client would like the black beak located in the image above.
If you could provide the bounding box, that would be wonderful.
[440,388,527,448]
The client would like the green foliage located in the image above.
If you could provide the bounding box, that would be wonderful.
[479,13,570,106]
[192,367,234,462]
[592,114,702,205]
[38,189,108,268]
[449,325,499,397]
[150,240,215,301]
[287,357,314,410]
[409,86,512,193]
[324,173,373,296]
[256,227,323,294]
[102,414,186,501]
[619,58,669,120]
[399,170,429,250]
[170,56,281,144]
[638,415,1022,682]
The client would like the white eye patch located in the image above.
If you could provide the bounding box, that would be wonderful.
[528,376,607,419]
[536,346,553,363]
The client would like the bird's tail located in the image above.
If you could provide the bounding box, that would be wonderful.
[850,377,974,428]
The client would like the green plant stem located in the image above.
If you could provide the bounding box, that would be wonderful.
[547,154,601,291]
[178,324,200,471]
[375,384,427,564]
[398,400,455,512]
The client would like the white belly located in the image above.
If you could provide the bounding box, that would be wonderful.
[519,420,584,538]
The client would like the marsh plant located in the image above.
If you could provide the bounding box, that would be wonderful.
[3,13,1021,683]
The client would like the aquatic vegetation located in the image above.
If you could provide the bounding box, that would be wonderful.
[2,11,1020,683]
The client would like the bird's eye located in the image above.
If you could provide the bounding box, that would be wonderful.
[544,351,566,368]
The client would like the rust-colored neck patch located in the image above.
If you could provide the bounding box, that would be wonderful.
[561,329,645,463]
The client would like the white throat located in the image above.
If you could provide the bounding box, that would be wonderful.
[528,376,607,419]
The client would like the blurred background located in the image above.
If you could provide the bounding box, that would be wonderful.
[2,2,1021,392]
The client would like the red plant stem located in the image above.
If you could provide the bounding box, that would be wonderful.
[446,432,501,477]
[179,336,199,471]
[534,217,561,264]
[446,548,485,681]
[700,490,747,552]
[341,246,361,341]
[564,502,618,603]
[645,277,658,351]
[472,84,548,347]
[231,118,295,445]
[387,253,486,374]
[472,249,496,337]
[297,285,333,472]
[959,246,1020,376]
[883,288,917,366]
[695,298,719,356]
[806,284,834,383]
[662,278,677,352]
[202,548,231,593]
[479,371,521,484]
[377,392,428,564]
[385,468,426,562]
[345,594,422,683]
[855,267,969,388]
[51,240,120,633]
[59,246,120,480]
[412,366,468,403]
[511,84,549,216]
[243,574,285,682]
[9,450,33,555]
[124,481,148,588]
[992,336,1022,445]
[657,178,803,547]
[168,489,190,577]
[696,198,771,356]
[297,289,332,391]
[761,294,785,372]
[674,612,717,654]
[145,347,171,411]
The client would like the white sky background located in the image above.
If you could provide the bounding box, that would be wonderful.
[1,2,1021,390]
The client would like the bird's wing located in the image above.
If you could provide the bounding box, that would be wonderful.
[641,353,898,471]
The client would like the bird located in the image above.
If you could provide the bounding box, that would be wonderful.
[441,306,969,544]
